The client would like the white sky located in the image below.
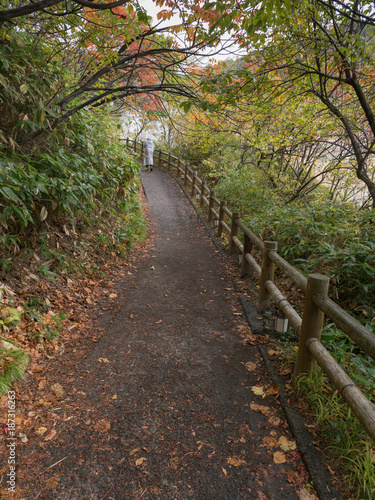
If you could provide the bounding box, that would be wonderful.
[137,0,243,61]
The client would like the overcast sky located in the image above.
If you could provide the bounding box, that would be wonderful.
[136,0,243,61]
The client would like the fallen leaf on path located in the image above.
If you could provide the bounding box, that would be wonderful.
[109,293,117,299]
[18,432,28,443]
[243,334,257,345]
[268,416,281,426]
[155,320,163,324]
[299,488,319,500]
[45,477,59,490]
[244,361,257,372]
[111,395,118,400]
[262,436,278,447]
[285,470,306,484]
[250,403,270,414]
[135,457,147,466]
[251,386,265,397]
[51,383,64,398]
[268,349,281,356]
[278,436,297,452]
[95,419,111,433]
[44,430,57,441]
[273,450,287,464]
[221,467,228,477]
[36,427,48,436]
[129,448,140,456]
[227,456,247,467]
[98,358,110,363]
[266,383,279,396]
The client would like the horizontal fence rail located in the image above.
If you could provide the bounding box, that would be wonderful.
[124,137,375,442]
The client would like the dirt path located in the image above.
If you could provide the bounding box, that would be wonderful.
[14,168,318,499]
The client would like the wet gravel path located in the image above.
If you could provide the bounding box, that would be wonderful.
[22,167,313,499]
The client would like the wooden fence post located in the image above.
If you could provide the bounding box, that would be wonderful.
[177,158,181,177]
[168,152,171,172]
[208,190,215,221]
[218,200,226,237]
[126,137,129,147]
[229,212,240,254]
[241,233,253,277]
[200,181,206,208]
[134,140,137,153]
[191,171,197,196]
[158,149,162,168]
[294,274,330,375]
[184,164,189,186]
[257,241,278,313]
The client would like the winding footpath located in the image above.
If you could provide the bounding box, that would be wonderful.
[17,167,334,499]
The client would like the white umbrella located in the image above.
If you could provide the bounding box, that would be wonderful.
[139,133,156,142]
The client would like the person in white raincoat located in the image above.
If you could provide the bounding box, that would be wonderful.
[143,136,155,173]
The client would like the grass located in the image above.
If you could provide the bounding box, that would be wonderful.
[294,365,375,499]
[0,342,29,396]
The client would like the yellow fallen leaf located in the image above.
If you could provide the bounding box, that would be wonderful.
[227,456,247,467]
[273,450,287,464]
[98,358,110,363]
[278,436,297,452]
[221,467,228,477]
[109,293,117,299]
[155,320,163,324]
[135,457,147,466]
[36,427,48,436]
[251,386,265,397]
[111,394,118,400]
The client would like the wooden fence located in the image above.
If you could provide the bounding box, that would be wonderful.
[125,137,375,442]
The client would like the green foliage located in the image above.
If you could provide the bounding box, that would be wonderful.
[0,342,29,395]
[0,28,141,264]
[0,307,22,332]
[295,367,375,499]
[216,168,375,319]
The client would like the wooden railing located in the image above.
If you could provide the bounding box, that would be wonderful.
[125,138,375,442]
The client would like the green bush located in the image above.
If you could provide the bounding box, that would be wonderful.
[215,167,375,324]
